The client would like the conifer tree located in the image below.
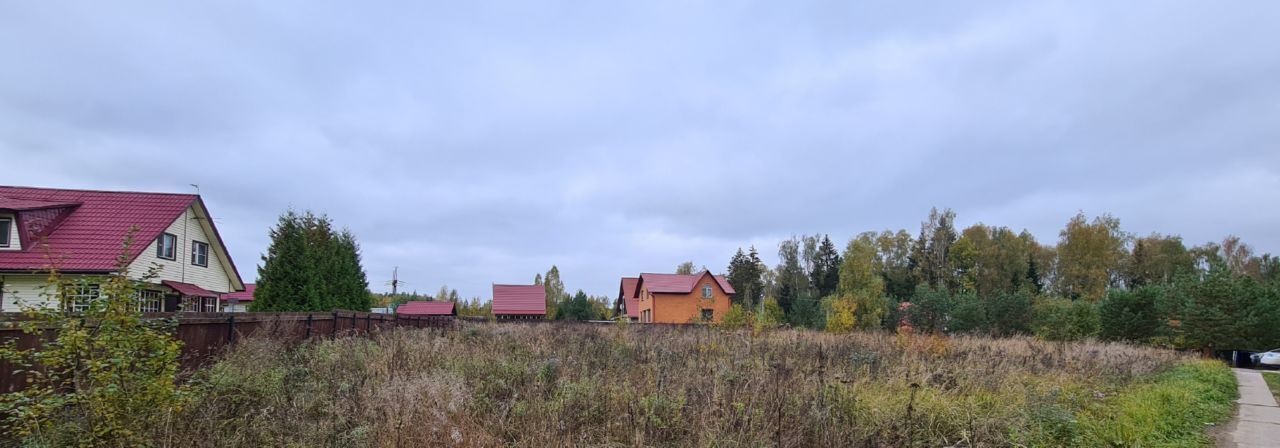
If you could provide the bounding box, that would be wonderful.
[252,210,369,312]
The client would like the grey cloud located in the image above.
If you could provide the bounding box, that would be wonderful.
[1,1,1278,298]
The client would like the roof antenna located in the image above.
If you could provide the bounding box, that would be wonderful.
[189,184,200,196]
[386,266,404,295]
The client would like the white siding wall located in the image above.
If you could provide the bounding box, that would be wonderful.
[128,204,237,294]
[1,274,58,311]
[222,303,248,313]
[0,213,18,252]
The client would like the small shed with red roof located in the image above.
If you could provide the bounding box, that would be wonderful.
[396,300,457,317]
[492,284,546,320]
[220,283,256,313]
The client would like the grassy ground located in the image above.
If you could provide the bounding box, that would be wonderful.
[159,323,1233,447]
[1262,370,1280,403]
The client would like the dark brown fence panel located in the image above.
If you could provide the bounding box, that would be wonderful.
[0,311,456,393]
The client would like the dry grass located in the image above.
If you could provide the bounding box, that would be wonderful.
[164,322,1215,447]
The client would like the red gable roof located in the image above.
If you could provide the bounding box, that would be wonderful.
[618,277,640,318]
[0,197,80,211]
[638,271,736,295]
[619,277,639,299]
[396,300,456,316]
[0,186,195,272]
[221,284,256,303]
[162,280,218,298]
[624,297,640,319]
[492,284,546,315]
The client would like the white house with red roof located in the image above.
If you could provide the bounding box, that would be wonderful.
[0,186,245,313]
[491,284,546,320]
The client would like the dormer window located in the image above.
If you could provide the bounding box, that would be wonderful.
[191,241,209,267]
[0,217,11,248]
[157,233,177,260]
[702,284,713,298]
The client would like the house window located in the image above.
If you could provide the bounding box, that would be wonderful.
[182,295,199,312]
[191,241,209,267]
[180,295,218,313]
[701,309,713,321]
[702,284,713,298]
[0,217,11,248]
[137,290,163,313]
[156,233,177,260]
[62,284,100,312]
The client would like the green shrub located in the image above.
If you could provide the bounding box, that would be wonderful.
[0,229,186,446]
[757,297,786,329]
[949,291,987,334]
[1033,297,1100,341]
[718,304,753,329]
[1099,286,1163,343]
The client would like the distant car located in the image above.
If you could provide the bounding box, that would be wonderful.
[1251,350,1280,368]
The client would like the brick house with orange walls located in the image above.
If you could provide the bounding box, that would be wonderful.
[633,271,735,324]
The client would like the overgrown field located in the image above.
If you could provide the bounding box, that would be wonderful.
[166,323,1232,447]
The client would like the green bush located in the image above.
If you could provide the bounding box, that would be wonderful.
[1032,297,1100,341]
[718,304,753,329]
[948,291,987,334]
[0,229,186,446]
[1099,286,1163,343]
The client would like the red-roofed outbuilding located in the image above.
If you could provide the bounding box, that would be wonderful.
[396,300,456,317]
[492,284,545,320]
[221,284,256,312]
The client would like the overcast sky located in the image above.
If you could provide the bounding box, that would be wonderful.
[2,1,1278,299]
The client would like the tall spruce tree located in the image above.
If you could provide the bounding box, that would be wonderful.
[726,247,765,308]
[810,235,841,299]
[253,210,370,312]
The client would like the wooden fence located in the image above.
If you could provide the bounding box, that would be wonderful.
[0,311,456,393]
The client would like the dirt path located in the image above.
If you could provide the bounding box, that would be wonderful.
[1222,369,1280,447]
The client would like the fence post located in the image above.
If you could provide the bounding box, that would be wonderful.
[227,315,236,343]
[332,311,339,338]
[366,313,371,333]
[305,314,313,339]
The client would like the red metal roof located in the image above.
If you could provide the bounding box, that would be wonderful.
[0,197,81,211]
[620,277,639,299]
[618,277,640,318]
[624,297,640,318]
[638,271,736,295]
[396,300,456,316]
[0,186,195,272]
[492,284,546,315]
[162,280,218,298]
[220,284,256,303]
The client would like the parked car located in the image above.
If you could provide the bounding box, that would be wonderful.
[1250,350,1280,368]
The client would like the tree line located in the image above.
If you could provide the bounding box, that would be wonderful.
[720,207,1280,353]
